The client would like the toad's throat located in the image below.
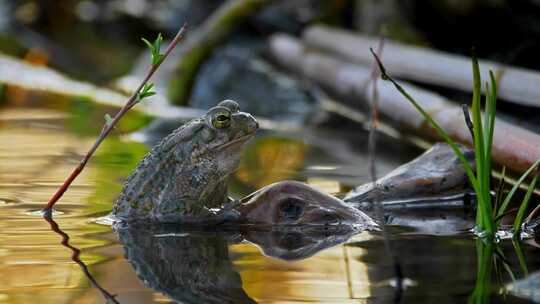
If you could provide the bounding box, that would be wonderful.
[213,132,255,152]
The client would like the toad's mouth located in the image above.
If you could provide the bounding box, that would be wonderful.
[214,132,256,151]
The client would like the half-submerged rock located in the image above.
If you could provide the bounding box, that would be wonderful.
[344,143,475,206]
[505,271,540,303]
[236,180,377,230]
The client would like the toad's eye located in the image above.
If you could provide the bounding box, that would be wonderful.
[212,111,231,128]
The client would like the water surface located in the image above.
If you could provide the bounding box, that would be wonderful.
[1,104,539,303]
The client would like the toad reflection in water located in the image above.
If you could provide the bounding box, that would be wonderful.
[114,223,363,303]
[52,140,482,303]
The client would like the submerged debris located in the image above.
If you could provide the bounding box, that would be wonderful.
[505,271,540,303]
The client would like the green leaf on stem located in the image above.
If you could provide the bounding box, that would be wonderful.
[104,113,114,127]
[141,33,165,65]
[137,82,156,102]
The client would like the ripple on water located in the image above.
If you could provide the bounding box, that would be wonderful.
[0,197,20,206]
[24,209,64,217]
[0,197,71,218]
[92,214,116,226]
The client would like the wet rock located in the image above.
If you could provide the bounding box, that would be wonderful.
[152,0,224,30]
[344,143,475,204]
[155,0,343,35]
[190,36,316,122]
[117,36,316,139]
[254,0,343,34]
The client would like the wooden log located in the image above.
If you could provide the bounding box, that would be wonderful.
[303,25,540,108]
[269,34,540,174]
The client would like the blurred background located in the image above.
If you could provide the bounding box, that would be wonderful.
[3,0,540,136]
[2,1,540,303]
[3,0,540,118]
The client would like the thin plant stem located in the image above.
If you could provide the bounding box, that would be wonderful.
[370,50,478,192]
[42,24,188,215]
[511,238,528,276]
[493,166,506,217]
[470,57,494,234]
[496,160,540,222]
[368,40,404,301]
[513,173,538,233]
[494,246,516,283]
[462,104,475,141]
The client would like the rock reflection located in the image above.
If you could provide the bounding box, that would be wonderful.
[244,227,360,261]
[114,224,361,303]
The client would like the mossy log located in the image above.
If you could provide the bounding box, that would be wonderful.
[269,34,540,174]
[168,0,276,106]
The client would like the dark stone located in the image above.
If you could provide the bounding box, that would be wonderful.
[190,36,316,122]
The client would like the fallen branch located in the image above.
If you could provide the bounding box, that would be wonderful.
[269,34,540,174]
[304,25,540,108]
[42,25,187,215]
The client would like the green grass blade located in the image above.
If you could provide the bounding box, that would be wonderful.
[482,82,491,158]
[512,238,528,276]
[471,57,485,175]
[482,73,497,226]
[494,209,515,223]
[493,166,506,216]
[471,57,493,233]
[482,82,493,176]
[485,72,497,165]
[512,173,538,233]
[495,246,516,282]
[496,160,540,221]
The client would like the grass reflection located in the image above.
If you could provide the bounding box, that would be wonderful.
[469,239,494,304]
[469,237,530,304]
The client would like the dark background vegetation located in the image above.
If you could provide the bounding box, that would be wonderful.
[3,0,540,81]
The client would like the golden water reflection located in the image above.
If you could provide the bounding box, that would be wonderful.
[234,232,374,303]
[0,105,377,303]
